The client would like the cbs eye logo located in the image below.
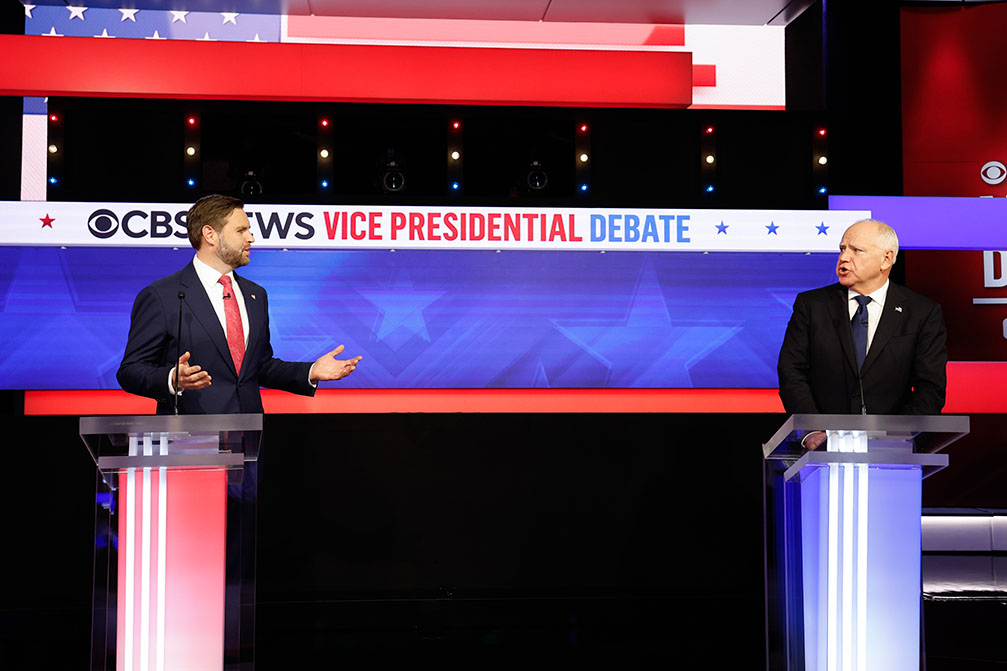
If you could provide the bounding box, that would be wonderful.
[87,209,119,238]
[981,161,1006,186]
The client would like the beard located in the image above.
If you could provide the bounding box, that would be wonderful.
[216,236,249,268]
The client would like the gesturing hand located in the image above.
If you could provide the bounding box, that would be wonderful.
[175,351,212,391]
[310,345,362,382]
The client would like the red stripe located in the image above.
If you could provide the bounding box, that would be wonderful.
[0,34,693,108]
[692,64,717,87]
[23,362,1004,415]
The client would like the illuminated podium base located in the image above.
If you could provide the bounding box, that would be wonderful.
[81,415,262,671]
[764,415,969,671]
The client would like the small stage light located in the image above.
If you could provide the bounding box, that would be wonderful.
[527,161,548,191]
[580,184,588,192]
[817,155,828,165]
[451,121,461,130]
[579,153,589,163]
[705,185,715,193]
[451,151,460,160]
[320,119,330,127]
[579,124,589,133]
[818,187,828,194]
[49,177,58,184]
[321,180,329,188]
[381,160,405,193]
[705,126,714,134]
[187,178,196,187]
[49,114,59,123]
[817,128,827,136]
[187,117,197,126]
[48,144,58,154]
[451,182,460,190]
[705,154,716,164]
[186,146,197,156]
[320,149,330,159]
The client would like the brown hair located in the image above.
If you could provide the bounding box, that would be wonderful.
[186,194,244,250]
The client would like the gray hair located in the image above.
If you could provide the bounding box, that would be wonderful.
[855,218,899,261]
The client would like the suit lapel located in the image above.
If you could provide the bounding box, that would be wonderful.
[234,273,263,376]
[861,282,904,375]
[828,284,858,374]
[181,262,236,376]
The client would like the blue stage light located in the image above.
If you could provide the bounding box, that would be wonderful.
[321,180,329,188]
[187,179,196,187]
[580,184,588,192]
[451,182,460,190]
[48,177,58,185]
[706,185,715,193]
[818,187,828,194]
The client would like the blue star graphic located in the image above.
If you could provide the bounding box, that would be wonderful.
[550,262,740,386]
[715,221,729,235]
[816,222,829,235]
[766,222,779,235]
[357,269,444,349]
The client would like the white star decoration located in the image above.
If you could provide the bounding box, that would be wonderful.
[197,32,215,41]
[119,8,139,22]
[94,28,114,38]
[247,33,262,42]
[66,6,87,20]
[146,30,165,40]
[23,4,35,19]
[44,26,62,36]
[221,12,238,24]
[170,10,188,23]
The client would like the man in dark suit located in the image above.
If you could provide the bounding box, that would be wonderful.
[118,194,361,414]
[777,219,947,446]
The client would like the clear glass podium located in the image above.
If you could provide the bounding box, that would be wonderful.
[80,414,262,671]
[763,414,969,671]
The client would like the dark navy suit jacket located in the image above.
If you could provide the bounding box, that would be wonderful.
[777,282,947,415]
[117,262,315,414]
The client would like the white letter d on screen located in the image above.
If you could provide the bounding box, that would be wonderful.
[983,251,1007,287]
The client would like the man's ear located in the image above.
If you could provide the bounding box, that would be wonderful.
[202,224,217,246]
[881,249,895,271]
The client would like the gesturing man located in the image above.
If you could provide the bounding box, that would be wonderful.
[777,219,947,442]
[118,194,361,414]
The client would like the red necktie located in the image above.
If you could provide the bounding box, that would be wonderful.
[218,275,245,376]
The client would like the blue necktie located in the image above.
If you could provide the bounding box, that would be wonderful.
[851,295,872,369]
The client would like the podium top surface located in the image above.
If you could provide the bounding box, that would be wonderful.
[80,413,262,435]
[763,413,970,460]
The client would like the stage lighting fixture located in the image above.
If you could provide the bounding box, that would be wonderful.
[818,155,828,165]
[381,160,405,193]
[580,184,588,192]
[451,151,460,160]
[48,144,58,154]
[706,185,715,193]
[818,187,828,194]
[187,178,196,187]
[579,124,589,133]
[186,146,197,156]
[527,161,548,190]
[321,118,330,127]
[817,128,827,136]
[705,154,716,164]
[705,126,714,134]
[240,170,263,196]
[321,180,329,188]
[451,181,460,190]
[187,116,197,126]
[579,153,590,163]
[49,177,58,184]
[49,114,59,123]
[320,149,330,159]
[451,121,461,130]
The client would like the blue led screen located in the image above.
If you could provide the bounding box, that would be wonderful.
[0,247,835,390]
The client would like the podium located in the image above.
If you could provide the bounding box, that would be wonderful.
[80,414,262,671]
[763,414,969,671]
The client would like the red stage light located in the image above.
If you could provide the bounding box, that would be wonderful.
[320,118,330,127]
[579,124,589,133]
[187,116,197,126]
[818,128,827,136]
[49,114,58,122]
[705,126,714,134]
[452,121,461,130]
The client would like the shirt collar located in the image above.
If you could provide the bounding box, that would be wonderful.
[192,254,234,294]
[848,279,889,309]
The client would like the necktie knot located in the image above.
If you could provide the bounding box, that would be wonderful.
[854,295,872,309]
[218,275,233,293]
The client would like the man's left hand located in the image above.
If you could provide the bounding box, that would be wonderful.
[310,344,362,382]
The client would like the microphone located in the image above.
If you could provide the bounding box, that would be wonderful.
[174,290,185,415]
[223,293,231,299]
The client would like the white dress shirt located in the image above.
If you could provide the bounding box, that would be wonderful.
[847,279,889,355]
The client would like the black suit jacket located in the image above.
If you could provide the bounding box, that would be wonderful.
[777,282,947,415]
[117,262,315,414]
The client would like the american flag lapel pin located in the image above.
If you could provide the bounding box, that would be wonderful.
[895,306,902,312]
[251,294,256,300]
